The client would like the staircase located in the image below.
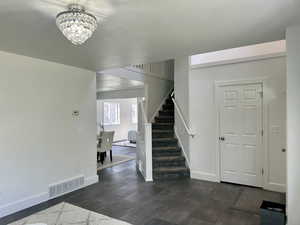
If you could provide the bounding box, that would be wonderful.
[152,95,190,180]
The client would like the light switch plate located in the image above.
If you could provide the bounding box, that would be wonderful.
[72,110,80,116]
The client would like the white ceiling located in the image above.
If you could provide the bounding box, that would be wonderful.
[0,0,299,71]
[96,74,144,92]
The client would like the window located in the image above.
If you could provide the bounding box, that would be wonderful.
[103,102,120,125]
[131,103,137,124]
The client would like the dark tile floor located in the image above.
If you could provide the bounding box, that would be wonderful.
[112,145,136,157]
[0,146,285,225]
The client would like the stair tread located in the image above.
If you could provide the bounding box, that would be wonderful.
[155,119,174,122]
[153,167,188,172]
[160,109,174,112]
[156,115,174,118]
[152,130,173,133]
[153,146,179,150]
[153,138,177,141]
[159,112,174,115]
[160,109,174,111]
[153,156,185,161]
[153,122,173,125]
[155,118,174,121]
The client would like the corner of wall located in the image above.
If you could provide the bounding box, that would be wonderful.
[85,175,99,186]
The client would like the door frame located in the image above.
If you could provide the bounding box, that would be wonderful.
[214,78,267,188]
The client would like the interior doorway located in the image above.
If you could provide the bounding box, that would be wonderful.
[96,98,138,171]
[217,82,263,187]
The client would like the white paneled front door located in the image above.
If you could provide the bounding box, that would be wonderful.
[218,83,263,187]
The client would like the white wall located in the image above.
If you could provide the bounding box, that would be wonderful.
[0,51,97,217]
[129,60,174,81]
[190,40,286,67]
[188,57,286,191]
[286,25,300,225]
[145,76,173,121]
[96,98,137,141]
[97,67,173,122]
[97,88,145,100]
[174,56,191,162]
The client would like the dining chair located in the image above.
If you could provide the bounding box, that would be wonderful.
[97,131,114,164]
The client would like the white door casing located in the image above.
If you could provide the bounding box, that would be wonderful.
[217,83,263,187]
[264,90,286,192]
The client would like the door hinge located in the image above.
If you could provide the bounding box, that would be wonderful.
[262,168,264,175]
[261,129,264,136]
[259,91,263,98]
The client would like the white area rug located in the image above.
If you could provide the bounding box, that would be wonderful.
[97,154,135,171]
[8,202,132,225]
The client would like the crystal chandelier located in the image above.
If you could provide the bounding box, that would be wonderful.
[56,4,98,45]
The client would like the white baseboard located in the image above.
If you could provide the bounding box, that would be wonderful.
[265,182,286,193]
[85,175,99,186]
[0,174,99,218]
[139,168,153,182]
[145,178,153,182]
[0,192,48,218]
[191,170,219,182]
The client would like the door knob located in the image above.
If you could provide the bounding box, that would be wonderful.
[282,148,286,153]
[219,137,225,141]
